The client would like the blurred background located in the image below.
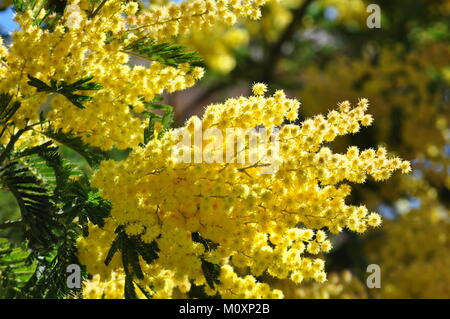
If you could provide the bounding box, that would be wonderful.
[1,0,449,298]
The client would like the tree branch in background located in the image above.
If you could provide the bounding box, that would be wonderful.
[261,0,315,83]
[181,0,315,117]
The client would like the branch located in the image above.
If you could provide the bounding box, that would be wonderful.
[180,0,315,116]
[176,80,235,124]
[0,127,28,165]
[89,0,108,19]
[261,0,315,82]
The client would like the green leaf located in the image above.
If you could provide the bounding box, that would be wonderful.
[123,38,203,68]
[0,160,63,252]
[13,0,65,30]
[27,75,102,109]
[0,127,108,299]
[0,239,36,298]
[161,108,174,133]
[62,179,111,234]
[135,282,153,299]
[0,93,21,126]
[201,259,221,290]
[104,226,160,299]
[143,101,173,111]
[143,113,157,145]
[21,226,87,299]
[141,100,174,145]
[192,232,219,252]
[124,275,137,299]
[135,240,160,265]
[12,0,35,13]
[104,233,122,266]
[43,127,106,168]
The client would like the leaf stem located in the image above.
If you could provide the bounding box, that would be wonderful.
[0,127,28,165]
[89,0,109,19]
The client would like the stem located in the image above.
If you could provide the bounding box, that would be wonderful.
[261,0,315,83]
[0,127,28,165]
[127,12,208,32]
[237,162,271,172]
[180,0,315,116]
[89,0,108,19]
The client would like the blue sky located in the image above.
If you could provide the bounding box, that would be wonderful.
[0,7,19,34]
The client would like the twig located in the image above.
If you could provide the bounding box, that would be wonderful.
[0,127,28,165]
[261,0,315,82]
[180,0,315,115]
[89,0,108,19]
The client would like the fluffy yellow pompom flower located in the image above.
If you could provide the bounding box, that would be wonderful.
[79,84,409,298]
[1,0,270,151]
[252,82,268,96]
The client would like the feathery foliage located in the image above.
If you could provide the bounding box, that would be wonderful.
[123,38,203,68]
[27,75,102,109]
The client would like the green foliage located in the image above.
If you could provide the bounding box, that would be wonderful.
[123,37,203,68]
[0,94,21,147]
[88,0,107,19]
[201,259,221,290]
[0,192,20,240]
[12,0,35,13]
[15,140,110,235]
[192,233,221,293]
[135,281,153,299]
[0,146,106,298]
[22,226,86,299]
[142,98,174,144]
[0,105,111,298]
[63,180,111,236]
[27,75,102,109]
[191,232,219,252]
[0,160,63,252]
[43,127,106,168]
[104,226,160,298]
[0,239,35,298]
[0,94,20,128]
[13,0,66,30]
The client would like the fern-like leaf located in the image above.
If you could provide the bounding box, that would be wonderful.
[43,127,106,168]
[123,38,203,68]
[27,75,102,109]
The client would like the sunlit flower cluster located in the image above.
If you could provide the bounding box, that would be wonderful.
[130,0,268,40]
[180,26,249,73]
[299,43,450,161]
[0,0,421,300]
[0,0,269,150]
[78,84,409,298]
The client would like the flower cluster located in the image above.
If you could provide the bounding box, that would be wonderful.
[299,43,450,162]
[1,0,269,150]
[78,84,410,298]
[180,26,249,73]
[130,0,267,40]
[83,271,127,299]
